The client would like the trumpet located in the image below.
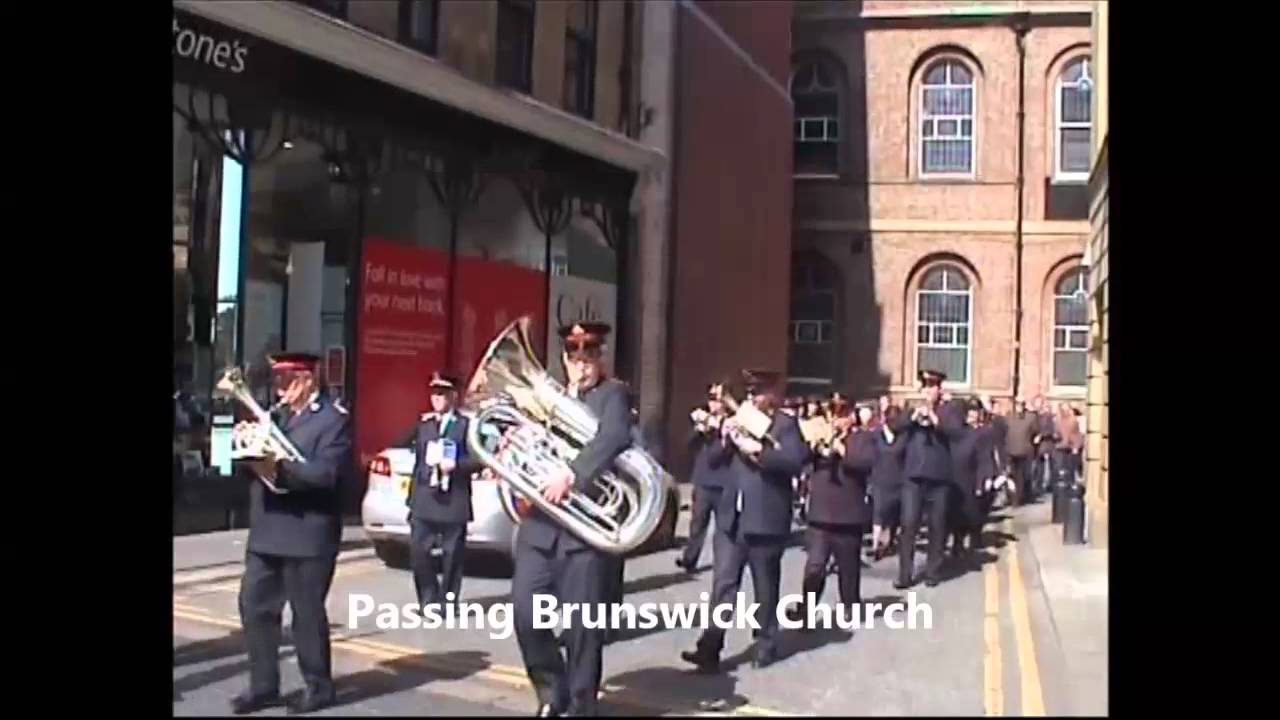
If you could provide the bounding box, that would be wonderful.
[812,421,853,458]
[709,384,780,450]
[690,407,724,435]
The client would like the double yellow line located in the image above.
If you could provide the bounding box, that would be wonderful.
[983,517,1046,716]
[173,602,787,717]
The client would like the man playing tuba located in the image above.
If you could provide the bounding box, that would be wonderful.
[511,322,634,718]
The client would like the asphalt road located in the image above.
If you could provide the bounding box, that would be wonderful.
[174,504,1084,716]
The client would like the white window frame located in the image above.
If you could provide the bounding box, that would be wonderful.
[918,59,977,180]
[1054,56,1093,183]
[791,60,841,179]
[915,265,972,388]
[1051,267,1089,391]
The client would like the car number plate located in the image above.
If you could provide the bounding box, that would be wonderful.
[399,477,410,495]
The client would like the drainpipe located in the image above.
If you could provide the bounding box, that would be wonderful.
[1011,13,1030,398]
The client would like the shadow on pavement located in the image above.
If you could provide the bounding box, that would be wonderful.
[174,629,248,668]
[604,665,752,715]
[330,650,491,709]
[982,529,1019,549]
[173,645,298,696]
[777,627,853,662]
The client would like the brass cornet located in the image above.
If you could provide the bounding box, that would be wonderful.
[710,383,780,450]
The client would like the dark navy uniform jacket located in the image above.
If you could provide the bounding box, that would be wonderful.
[890,403,965,483]
[688,423,734,489]
[518,378,633,554]
[405,411,483,525]
[950,423,1003,495]
[806,429,872,527]
[244,392,352,558]
[718,411,807,538]
[974,423,1006,483]
[868,429,905,497]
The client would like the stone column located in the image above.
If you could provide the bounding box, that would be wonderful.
[631,0,677,462]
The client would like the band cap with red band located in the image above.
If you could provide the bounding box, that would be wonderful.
[268,352,322,373]
[558,322,611,354]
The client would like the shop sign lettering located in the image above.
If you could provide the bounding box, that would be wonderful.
[173,16,248,74]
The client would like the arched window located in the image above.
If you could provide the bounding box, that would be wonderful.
[1053,267,1089,387]
[1055,56,1093,180]
[791,60,841,176]
[920,59,975,176]
[789,253,838,383]
[916,263,971,384]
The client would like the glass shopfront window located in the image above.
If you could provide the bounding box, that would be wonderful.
[241,132,361,406]
[547,214,619,382]
[453,178,555,370]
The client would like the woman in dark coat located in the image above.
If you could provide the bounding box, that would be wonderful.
[869,406,906,561]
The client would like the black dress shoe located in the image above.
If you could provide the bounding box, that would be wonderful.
[680,649,720,673]
[751,649,777,669]
[893,577,913,590]
[230,690,281,715]
[535,702,561,717]
[924,575,941,588]
[286,689,335,715]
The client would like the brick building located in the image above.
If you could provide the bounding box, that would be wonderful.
[1085,0,1108,548]
[657,0,795,473]
[788,0,1095,404]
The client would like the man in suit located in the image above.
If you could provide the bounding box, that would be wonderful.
[230,352,352,715]
[511,322,633,717]
[405,370,482,608]
[891,369,965,589]
[676,380,733,572]
[1004,397,1038,505]
[681,369,807,671]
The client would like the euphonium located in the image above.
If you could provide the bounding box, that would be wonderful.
[212,367,306,494]
[460,316,672,555]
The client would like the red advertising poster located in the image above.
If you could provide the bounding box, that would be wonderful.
[355,238,449,467]
[452,256,547,382]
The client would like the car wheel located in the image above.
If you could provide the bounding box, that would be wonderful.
[373,540,409,569]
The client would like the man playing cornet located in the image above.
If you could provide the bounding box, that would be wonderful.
[677,381,733,572]
[681,369,807,672]
[229,352,352,716]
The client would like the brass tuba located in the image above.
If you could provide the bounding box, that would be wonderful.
[212,367,306,494]
[460,316,672,555]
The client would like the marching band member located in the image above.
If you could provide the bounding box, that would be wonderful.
[946,399,998,569]
[405,370,482,608]
[869,406,906,561]
[511,322,632,718]
[231,352,351,715]
[891,369,965,589]
[789,404,868,623]
[681,369,807,672]
[676,381,734,572]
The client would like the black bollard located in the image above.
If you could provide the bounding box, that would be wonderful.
[1051,475,1069,524]
[1063,482,1087,545]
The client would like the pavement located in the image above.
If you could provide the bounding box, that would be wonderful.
[173,489,1108,716]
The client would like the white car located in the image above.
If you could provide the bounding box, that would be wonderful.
[361,445,681,568]
[361,446,519,566]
